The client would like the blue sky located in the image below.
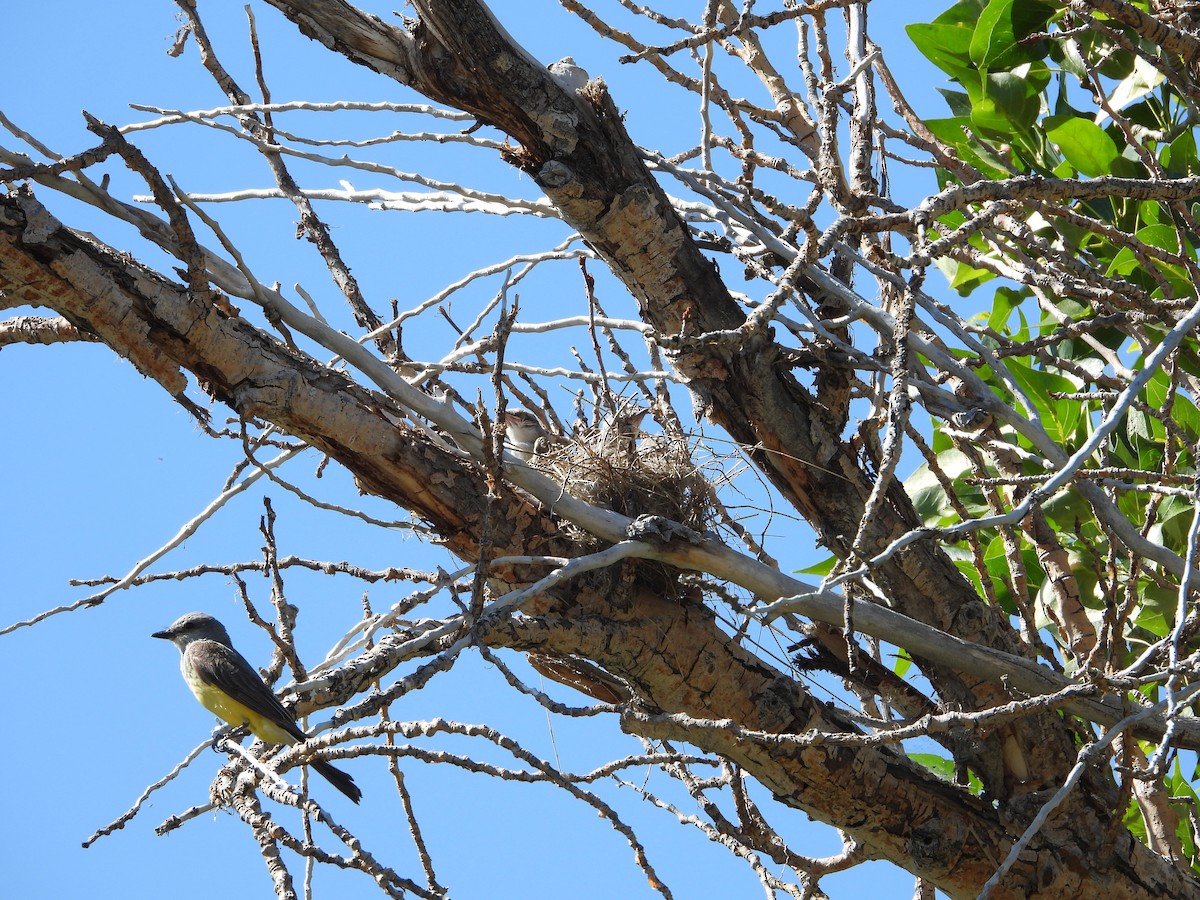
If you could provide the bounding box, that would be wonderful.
[2,2,951,898]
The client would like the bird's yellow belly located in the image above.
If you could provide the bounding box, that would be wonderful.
[185,669,296,745]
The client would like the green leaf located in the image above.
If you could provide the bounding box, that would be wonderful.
[908,23,976,81]
[951,256,996,291]
[934,0,990,26]
[1144,370,1200,440]
[909,752,955,780]
[934,254,997,295]
[1055,30,1088,79]
[981,534,1020,614]
[1012,305,1031,343]
[1138,201,1168,227]
[1137,224,1183,255]
[906,450,978,525]
[1110,154,1148,181]
[989,286,1031,334]
[1005,357,1083,444]
[952,556,987,596]
[968,68,1044,134]
[1042,488,1093,532]
[937,88,975,118]
[1133,582,1178,639]
[1106,225,1178,277]
[1126,407,1153,443]
[1106,225,1193,297]
[1075,29,1136,80]
[923,118,1015,178]
[969,0,1056,71]
[797,555,837,576]
[1047,118,1119,176]
[1147,498,1199,553]
[1108,54,1165,117]
[1164,129,1200,178]
[909,753,984,794]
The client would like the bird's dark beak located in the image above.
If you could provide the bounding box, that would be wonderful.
[151,628,171,640]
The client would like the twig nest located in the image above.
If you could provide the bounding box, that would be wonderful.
[537,417,712,543]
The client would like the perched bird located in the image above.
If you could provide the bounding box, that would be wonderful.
[503,409,548,462]
[598,407,647,459]
[152,612,361,803]
[548,56,591,94]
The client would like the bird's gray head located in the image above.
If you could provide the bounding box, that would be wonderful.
[503,410,544,442]
[151,612,233,650]
[503,410,547,462]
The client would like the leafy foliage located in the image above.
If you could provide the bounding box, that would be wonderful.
[908,0,1200,870]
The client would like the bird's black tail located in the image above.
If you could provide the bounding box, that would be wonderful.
[312,759,362,803]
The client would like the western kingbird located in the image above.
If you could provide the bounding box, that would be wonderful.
[503,410,546,462]
[153,612,361,803]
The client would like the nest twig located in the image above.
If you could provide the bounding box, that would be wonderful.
[538,417,713,546]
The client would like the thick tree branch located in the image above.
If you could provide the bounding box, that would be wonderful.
[0,314,101,347]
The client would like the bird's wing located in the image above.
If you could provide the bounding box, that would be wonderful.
[193,639,308,743]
